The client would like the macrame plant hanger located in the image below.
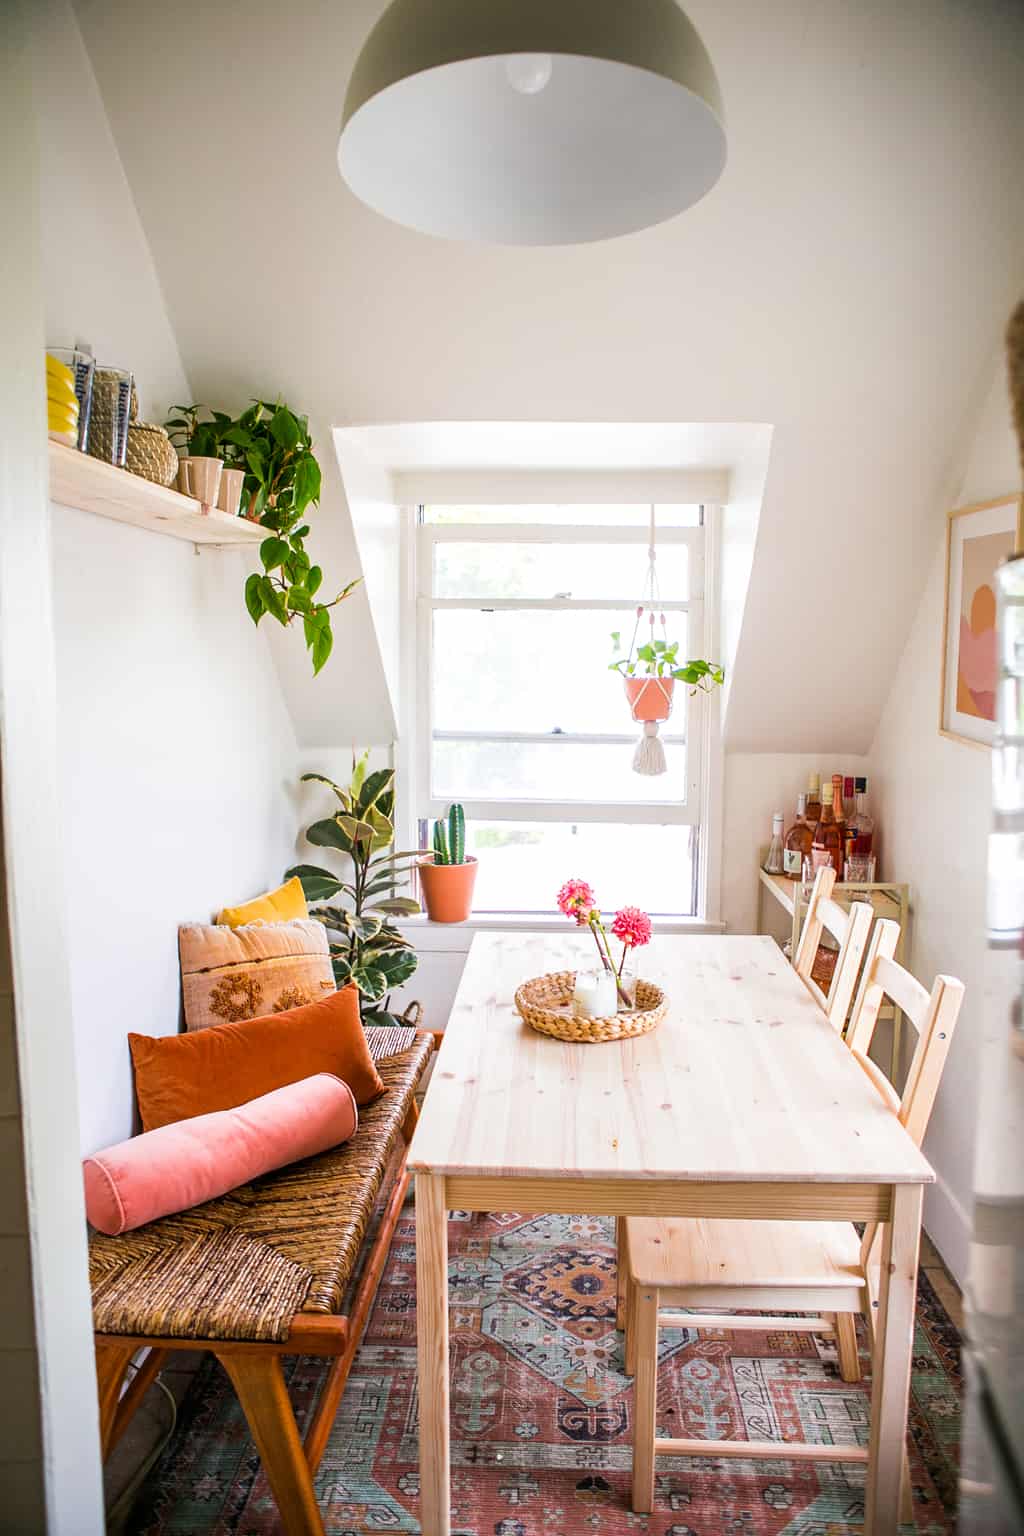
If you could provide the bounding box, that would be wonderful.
[624,505,674,776]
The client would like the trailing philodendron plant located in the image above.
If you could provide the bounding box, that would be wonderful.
[165,400,361,676]
[609,630,724,693]
[431,803,466,865]
[165,404,234,460]
[286,754,420,1026]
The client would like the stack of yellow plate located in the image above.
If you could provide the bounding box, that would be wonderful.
[46,353,79,445]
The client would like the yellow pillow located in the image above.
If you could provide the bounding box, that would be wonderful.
[217,876,308,929]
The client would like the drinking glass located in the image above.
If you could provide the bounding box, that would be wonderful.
[49,346,94,451]
[87,365,133,466]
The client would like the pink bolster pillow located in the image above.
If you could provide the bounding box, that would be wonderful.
[83,1072,358,1236]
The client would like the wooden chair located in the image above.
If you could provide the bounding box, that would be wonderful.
[792,864,874,1033]
[612,873,875,1340]
[623,918,964,1516]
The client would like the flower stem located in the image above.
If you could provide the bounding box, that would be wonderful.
[589,916,633,1008]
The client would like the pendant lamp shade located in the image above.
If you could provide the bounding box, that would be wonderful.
[338,0,726,245]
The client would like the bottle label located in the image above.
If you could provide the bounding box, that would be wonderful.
[783,848,803,877]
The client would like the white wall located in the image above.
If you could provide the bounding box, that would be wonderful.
[334,431,402,726]
[868,356,1022,1285]
[53,509,300,1153]
[33,0,301,1155]
[3,5,104,1526]
[721,753,872,937]
[33,0,188,425]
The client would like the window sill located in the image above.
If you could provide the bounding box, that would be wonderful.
[394,911,725,951]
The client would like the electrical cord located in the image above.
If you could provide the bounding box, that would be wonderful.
[104,1364,178,1531]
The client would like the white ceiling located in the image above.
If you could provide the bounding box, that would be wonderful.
[74,0,1024,752]
[339,420,769,472]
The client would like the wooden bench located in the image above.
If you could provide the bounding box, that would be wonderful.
[90,1028,434,1536]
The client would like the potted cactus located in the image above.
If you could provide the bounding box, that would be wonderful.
[418,803,478,923]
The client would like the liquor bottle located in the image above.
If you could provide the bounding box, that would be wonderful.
[805,773,822,827]
[830,773,847,861]
[812,784,843,875]
[848,779,875,862]
[843,775,856,820]
[762,812,785,875]
[783,793,813,879]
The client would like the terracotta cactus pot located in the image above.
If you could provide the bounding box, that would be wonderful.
[624,676,675,722]
[418,855,478,924]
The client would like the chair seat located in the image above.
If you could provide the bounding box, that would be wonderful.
[626,1215,865,1294]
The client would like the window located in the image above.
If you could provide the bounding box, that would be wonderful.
[412,506,714,916]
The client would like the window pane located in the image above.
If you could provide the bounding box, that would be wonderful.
[425,504,700,527]
[432,737,687,804]
[433,540,689,601]
[442,820,696,915]
[432,608,690,736]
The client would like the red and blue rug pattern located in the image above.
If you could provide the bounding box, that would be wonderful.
[130,1210,961,1534]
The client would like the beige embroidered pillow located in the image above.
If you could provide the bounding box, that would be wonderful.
[179,919,335,1032]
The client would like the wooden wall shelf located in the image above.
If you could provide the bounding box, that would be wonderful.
[48,441,264,548]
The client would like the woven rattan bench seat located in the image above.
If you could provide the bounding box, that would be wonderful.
[89,1034,432,1345]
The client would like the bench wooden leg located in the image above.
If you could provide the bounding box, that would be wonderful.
[833,1312,861,1382]
[95,1342,136,1458]
[219,1353,326,1536]
[631,1286,659,1514]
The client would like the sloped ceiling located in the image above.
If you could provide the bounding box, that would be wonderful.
[74,0,1024,752]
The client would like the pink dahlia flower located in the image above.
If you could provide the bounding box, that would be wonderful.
[611,906,652,948]
[556,878,597,926]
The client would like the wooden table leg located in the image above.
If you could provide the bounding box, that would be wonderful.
[417,1171,450,1536]
[864,1182,922,1534]
[631,1285,660,1514]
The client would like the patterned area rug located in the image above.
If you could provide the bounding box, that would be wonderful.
[129,1210,961,1534]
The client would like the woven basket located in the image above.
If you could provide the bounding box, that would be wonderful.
[515,970,666,1044]
[126,421,178,486]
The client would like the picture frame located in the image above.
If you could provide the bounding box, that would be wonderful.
[940,493,1024,748]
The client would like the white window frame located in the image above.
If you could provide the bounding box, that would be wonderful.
[404,508,720,919]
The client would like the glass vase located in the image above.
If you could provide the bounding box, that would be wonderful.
[616,947,639,1012]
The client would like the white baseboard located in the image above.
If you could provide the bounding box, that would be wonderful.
[924,1172,971,1290]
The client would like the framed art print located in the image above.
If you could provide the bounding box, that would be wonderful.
[940,494,1023,747]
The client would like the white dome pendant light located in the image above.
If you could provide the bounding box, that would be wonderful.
[337,0,726,245]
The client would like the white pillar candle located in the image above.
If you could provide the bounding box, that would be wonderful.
[572,968,617,1018]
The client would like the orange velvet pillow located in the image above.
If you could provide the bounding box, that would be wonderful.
[129,984,384,1132]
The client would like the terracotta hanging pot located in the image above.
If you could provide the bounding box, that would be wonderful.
[624,675,675,723]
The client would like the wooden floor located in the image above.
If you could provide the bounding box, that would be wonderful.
[919,1232,964,1330]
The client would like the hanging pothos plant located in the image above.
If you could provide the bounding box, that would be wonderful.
[165,399,361,675]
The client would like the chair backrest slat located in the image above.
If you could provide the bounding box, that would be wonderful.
[792,866,834,979]
[874,954,931,1029]
[793,867,873,1033]
[845,919,900,1056]
[898,976,964,1146]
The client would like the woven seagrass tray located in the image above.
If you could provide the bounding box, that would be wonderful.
[515,970,666,1044]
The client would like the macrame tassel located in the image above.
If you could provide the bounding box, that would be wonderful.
[632,720,667,776]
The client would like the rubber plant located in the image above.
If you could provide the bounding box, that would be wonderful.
[286,754,420,1027]
[165,400,361,675]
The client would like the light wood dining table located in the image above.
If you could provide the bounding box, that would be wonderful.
[408,931,933,1535]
